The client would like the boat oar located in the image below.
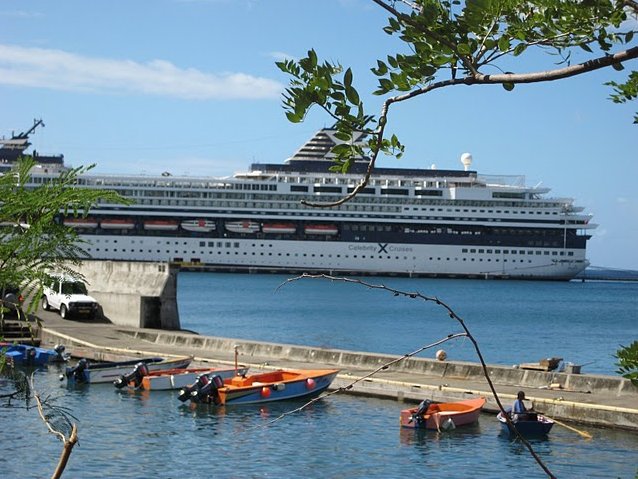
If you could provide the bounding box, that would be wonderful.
[545,415,593,439]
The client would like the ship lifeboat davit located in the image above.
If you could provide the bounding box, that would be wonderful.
[143,220,179,231]
[63,217,98,229]
[99,218,136,230]
[225,221,260,234]
[304,224,338,235]
[181,219,216,233]
[262,223,296,234]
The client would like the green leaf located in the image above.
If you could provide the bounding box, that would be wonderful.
[498,36,510,52]
[458,43,471,55]
[344,68,353,88]
[345,85,360,105]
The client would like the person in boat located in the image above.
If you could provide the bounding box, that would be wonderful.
[511,391,536,421]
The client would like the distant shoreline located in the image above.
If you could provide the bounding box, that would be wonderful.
[576,267,638,282]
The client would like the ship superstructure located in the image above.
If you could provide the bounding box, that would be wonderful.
[3,123,596,279]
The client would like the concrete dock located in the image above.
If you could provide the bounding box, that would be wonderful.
[34,310,638,432]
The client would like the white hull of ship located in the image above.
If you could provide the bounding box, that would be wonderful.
[79,234,588,280]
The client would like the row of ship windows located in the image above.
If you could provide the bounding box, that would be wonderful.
[90,238,575,256]
[407,207,558,216]
[119,198,562,215]
[462,248,574,257]
[85,248,543,263]
[107,192,562,210]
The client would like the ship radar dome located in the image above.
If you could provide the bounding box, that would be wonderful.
[460,153,473,171]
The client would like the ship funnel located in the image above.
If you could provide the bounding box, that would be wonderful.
[460,153,473,171]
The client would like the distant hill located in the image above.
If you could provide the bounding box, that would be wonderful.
[576,267,638,281]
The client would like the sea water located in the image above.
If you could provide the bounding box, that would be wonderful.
[2,273,637,478]
[178,272,638,375]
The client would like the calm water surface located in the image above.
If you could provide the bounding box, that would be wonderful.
[178,273,638,375]
[2,365,638,479]
[2,273,637,478]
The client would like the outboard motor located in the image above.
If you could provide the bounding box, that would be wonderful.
[178,374,224,404]
[178,373,210,402]
[52,344,69,363]
[410,399,432,424]
[61,358,89,384]
[190,374,224,404]
[113,362,149,389]
[25,347,37,364]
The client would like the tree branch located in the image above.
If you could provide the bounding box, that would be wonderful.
[299,44,637,208]
[276,274,557,478]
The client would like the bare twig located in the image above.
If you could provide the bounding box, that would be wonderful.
[263,332,467,425]
[31,376,79,479]
[277,273,557,479]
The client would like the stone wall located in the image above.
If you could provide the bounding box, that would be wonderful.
[77,260,179,329]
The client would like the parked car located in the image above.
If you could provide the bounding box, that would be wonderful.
[42,274,99,320]
[1,284,24,319]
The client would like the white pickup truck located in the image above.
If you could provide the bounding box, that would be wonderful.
[42,274,99,320]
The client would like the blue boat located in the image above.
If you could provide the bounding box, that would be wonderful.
[1,342,68,366]
[497,411,554,437]
[178,368,339,405]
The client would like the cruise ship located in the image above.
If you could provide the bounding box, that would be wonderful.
[1,121,596,280]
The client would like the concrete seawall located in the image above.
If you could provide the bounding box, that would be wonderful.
[39,316,638,431]
[77,260,179,329]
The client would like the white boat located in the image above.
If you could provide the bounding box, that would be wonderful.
[62,356,193,384]
[143,220,179,231]
[100,218,136,230]
[262,223,296,234]
[114,365,249,391]
[304,224,338,235]
[9,124,597,280]
[63,217,98,229]
[181,219,217,233]
[225,220,260,234]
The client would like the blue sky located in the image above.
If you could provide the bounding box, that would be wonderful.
[1,0,637,270]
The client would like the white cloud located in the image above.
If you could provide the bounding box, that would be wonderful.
[269,51,297,62]
[0,44,283,100]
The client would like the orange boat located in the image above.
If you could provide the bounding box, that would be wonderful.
[400,397,486,430]
[143,220,179,231]
[304,224,338,235]
[63,217,98,228]
[100,218,136,230]
[114,365,249,391]
[262,223,296,234]
[179,368,339,405]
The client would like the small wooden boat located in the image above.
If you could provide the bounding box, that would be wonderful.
[63,217,98,228]
[497,411,554,437]
[113,364,249,391]
[304,224,338,235]
[2,343,68,366]
[400,397,486,430]
[262,223,296,234]
[143,220,179,231]
[181,219,216,233]
[178,368,339,405]
[61,356,193,384]
[100,218,136,230]
[225,220,260,234]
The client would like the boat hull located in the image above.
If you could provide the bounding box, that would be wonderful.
[218,369,338,405]
[2,343,63,366]
[64,356,193,384]
[181,220,216,233]
[497,412,554,436]
[78,234,589,280]
[139,366,249,391]
[400,397,486,429]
